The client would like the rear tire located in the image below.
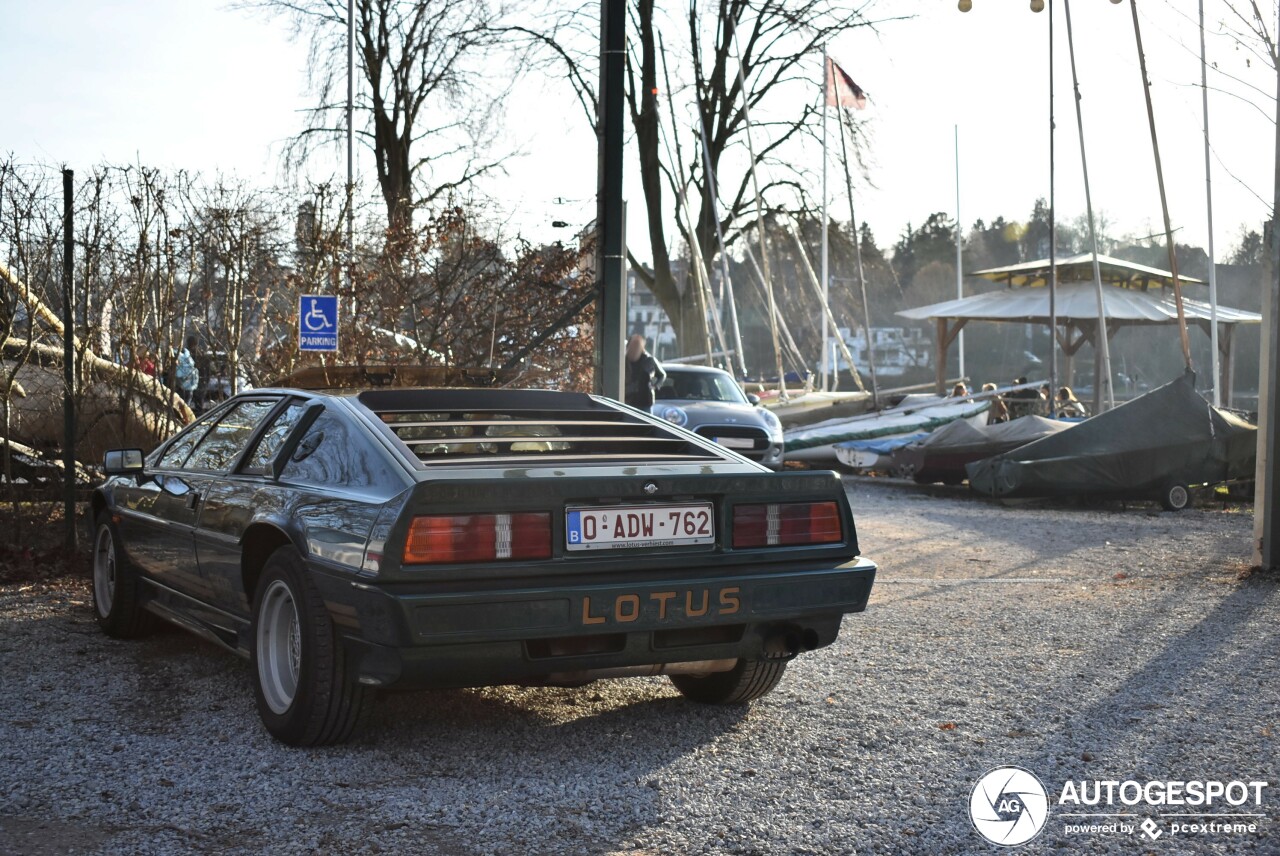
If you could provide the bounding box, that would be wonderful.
[1161,483,1191,512]
[250,546,372,746]
[669,659,787,705]
[91,512,153,639]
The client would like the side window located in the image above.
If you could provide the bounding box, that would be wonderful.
[280,413,401,489]
[241,400,308,475]
[156,409,223,469]
[183,400,278,473]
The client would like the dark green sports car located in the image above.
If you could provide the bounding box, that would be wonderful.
[92,386,876,746]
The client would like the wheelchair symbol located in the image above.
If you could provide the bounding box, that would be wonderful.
[302,298,334,332]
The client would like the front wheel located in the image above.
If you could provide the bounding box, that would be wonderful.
[1161,483,1191,512]
[91,512,153,639]
[250,547,372,746]
[669,659,788,705]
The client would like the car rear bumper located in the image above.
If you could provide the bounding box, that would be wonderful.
[321,558,876,689]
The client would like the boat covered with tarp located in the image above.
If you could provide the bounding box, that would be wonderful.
[965,371,1255,509]
[893,415,1072,485]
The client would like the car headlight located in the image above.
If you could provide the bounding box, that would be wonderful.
[654,404,688,427]
[759,406,782,435]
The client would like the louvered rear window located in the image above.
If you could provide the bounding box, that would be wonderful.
[355,388,723,466]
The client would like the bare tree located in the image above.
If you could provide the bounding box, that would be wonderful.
[251,0,511,230]
[189,181,287,398]
[526,0,895,355]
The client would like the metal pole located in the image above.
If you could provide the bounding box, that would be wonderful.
[954,124,964,382]
[346,0,355,315]
[821,55,831,392]
[1199,0,1221,406]
[595,0,626,399]
[1048,0,1058,400]
[838,110,877,407]
[1129,0,1192,369]
[732,28,786,397]
[1063,0,1113,412]
[61,169,76,551]
[697,116,748,379]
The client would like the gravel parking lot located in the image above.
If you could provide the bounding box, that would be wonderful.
[1,479,1276,855]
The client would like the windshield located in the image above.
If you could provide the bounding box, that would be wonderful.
[656,371,749,404]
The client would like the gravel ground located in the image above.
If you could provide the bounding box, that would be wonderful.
[1,480,1276,855]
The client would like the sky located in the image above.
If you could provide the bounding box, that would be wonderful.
[2,0,1275,263]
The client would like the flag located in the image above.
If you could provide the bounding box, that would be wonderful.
[825,57,867,110]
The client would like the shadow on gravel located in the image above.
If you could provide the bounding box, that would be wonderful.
[372,681,748,754]
[4,586,760,856]
[1062,573,1279,763]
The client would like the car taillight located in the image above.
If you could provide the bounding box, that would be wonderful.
[732,502,842,548]
[403,513,552,564]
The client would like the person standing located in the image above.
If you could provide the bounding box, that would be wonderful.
[624,334,666,411]
[176,336,201,408]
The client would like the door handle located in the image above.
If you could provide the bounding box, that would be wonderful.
[186,491,201,510]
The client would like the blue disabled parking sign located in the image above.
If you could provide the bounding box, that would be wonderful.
[299,294,339,352]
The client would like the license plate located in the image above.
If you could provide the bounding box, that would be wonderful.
[715,436,755,450]
[566,503,714,551]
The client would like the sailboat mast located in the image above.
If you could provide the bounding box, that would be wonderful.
[1063,0,1114,412]
[788,221,865,392]
[1128,0,1192,368]
[1199,0,1221,405]
[838,107,877,407]
[697,115,748,379]
[656,40,721,366]
[732,27,787,395]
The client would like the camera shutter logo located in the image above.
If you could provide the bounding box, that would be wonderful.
[969,766,1050,846]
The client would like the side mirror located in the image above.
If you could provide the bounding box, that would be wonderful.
[103,448,145,475]
[746,393,761,406]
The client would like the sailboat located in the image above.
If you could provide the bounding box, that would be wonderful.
[785,393,991,464]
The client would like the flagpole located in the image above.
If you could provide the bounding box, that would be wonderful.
[821,53,831,392]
